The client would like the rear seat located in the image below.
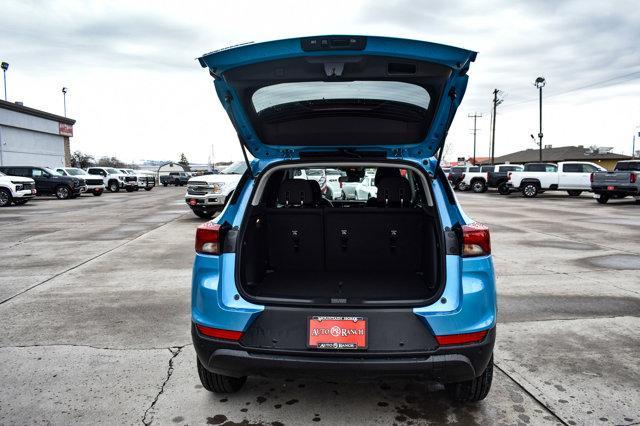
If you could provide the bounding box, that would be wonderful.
[267,176,425,273]
[266,179,324,271]
[327,176,424,271]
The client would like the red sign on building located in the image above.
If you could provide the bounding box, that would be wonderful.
[59,122,73,137]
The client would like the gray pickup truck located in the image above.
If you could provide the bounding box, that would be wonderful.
[591,160,640,204]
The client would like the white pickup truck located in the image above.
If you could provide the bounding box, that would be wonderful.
[460,164,524,193]
[185,162,247,218]
[0,171,36,207]
[506,161,606,198]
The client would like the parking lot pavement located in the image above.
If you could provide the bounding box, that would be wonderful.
[0,187,638,425]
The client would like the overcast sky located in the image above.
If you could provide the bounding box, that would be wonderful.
[2,0,639,163]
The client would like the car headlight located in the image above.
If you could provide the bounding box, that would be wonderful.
[11,181,24,190]
[208,182,225,194]
[118,176,124,181]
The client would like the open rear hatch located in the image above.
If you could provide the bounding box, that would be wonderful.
[198,35,476,164]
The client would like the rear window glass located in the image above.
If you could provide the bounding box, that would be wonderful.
[480,166,494,172]
[451,167,466,173]
[468,167,480,172]
[616,162,640,171]
[252,81,430,113]
[498,165,522,172]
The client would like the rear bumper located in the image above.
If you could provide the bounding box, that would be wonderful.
[592,185,639,195]
[193,324,495,383]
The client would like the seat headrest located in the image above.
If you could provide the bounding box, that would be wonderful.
[307,179,323,202]
[376,176,412,206]
[277,179,315,206]
[374,168,401,186]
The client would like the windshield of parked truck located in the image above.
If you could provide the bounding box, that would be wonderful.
[65,168,87,176]
[221,162,248,175]
[106,168,120,174]
[44,168,62,176]
[615,161,640,171]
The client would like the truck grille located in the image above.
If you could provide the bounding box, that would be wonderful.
[87,179,103,185]
[125,176,136,182]
[21,183,33,190]
[78,178,86,186]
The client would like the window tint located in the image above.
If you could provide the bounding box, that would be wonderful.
[480,166,494,172]
[562,163,582,173]
[545,164,558,172]
[32,169,44,177]
[616,162,640,171]
[56,168,66,175]
[582,164,600,172]
[468,167,480,172]
[451,167,466,173]
[499,165,522,172]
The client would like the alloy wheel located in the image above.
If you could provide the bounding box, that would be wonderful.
[56,186,69,199]
[0,190,9,207]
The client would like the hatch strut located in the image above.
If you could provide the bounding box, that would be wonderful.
[435,88,458,169]
[223,92,254,178]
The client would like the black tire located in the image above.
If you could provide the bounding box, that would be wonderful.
[0,188,12,207]
[197,357,246,393]
[126,187,134,192]
[457,182,469,191]
[193,210,215,219]
[497,183,511,195]
[134,187,140,191]
[92,190,103,196]
[108,180,120,192]
[567,190,582,196]
[596,195,609,204]
[471,180,486,193]
[55,185,71,200]
[521,183,539,198]
[445,356,493,403]
[163,183,168,187]
[14,199,29,205]
[144,187,152,191]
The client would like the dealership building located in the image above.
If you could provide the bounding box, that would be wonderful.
[0,99,75,168]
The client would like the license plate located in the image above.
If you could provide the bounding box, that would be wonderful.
[188,199,197,206]
[607,185,615,190]
[307,316,367,350]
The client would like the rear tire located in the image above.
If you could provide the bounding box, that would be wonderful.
[0,188,13,207]
[55,185,71,200]
[92,190,103,196]
[144,187,152,191]
[521,183,539,198]
[458,182,469,191]
[197,357,246,393]
[471,180,486,193]
[596,195,609,204]
[108,181,120,192]
[445,356,493,403]
[497,183,510,195]
[163,183,168,187]
[567,190,582,196]
[125,187,134,192]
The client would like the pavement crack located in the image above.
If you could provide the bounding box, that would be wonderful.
[494,363,569,426]
[142,345,185,425]
[0,343,193,352]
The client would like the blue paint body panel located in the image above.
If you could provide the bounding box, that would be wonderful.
[192,35,495,345]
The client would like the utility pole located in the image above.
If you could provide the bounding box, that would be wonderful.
[469,113,482,165]
[62,87,68,117]
[491,89,504,165]
[1,62,8,101]
[534,77,546,162]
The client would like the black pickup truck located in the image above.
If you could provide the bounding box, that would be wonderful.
[0,166,86,199]
[487,164,525,194]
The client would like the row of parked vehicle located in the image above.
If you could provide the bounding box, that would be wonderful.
[445,160,640,204]
[0,165,156,207]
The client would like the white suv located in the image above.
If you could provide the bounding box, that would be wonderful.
[86,167,128,192]
[0,171,36,207]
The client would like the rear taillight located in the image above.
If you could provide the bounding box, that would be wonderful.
[631,173,637,184]
[195,222,223,254]
[461,173,465,179]
[590,172,594,183]
[195,324,243,341]
[461,223,491,257]
[436,330,488,346]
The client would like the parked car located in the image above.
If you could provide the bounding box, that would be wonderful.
[162,171,190,187]
[0,166,85,199]
[56,167,105,196]
[506,161,606,198]
[591,160,640,204]
[0,170,36,207]
[460,164,524,194]
[86,167,128,192]
[185,161,247,219]
[118,168,155,191]
[191,35,495,403]
[449,165,479,191]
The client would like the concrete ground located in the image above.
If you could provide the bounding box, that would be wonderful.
[0,187,638,425]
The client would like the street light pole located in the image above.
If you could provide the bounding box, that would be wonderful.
[1,62,8,101]
[62,87,67,117]
[469,113,482,165]
[534,77,546,162]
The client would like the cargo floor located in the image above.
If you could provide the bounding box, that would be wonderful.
[248,271,432,302]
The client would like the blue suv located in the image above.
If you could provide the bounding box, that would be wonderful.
[191,36,496,402]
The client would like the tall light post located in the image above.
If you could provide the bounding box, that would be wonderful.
[1,62,8,101]
[534,77,546,162]
[62,87,68,117]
